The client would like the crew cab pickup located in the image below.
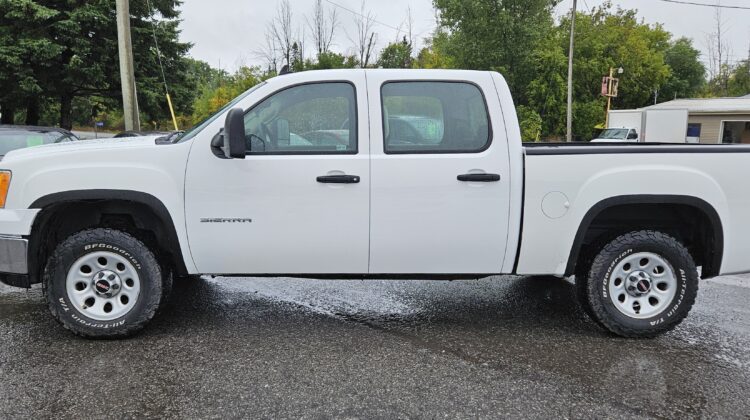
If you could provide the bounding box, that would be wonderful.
[0,69,746,338]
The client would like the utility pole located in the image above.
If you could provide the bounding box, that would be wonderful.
[604,67,623,128]
[566,0,577,142]
[605,67,613,128]
[116,0,140,131]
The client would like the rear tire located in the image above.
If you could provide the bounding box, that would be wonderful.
[579,230,699,338]
[43,228,163,338]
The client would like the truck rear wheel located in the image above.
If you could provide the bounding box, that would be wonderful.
[43,228,163,338]
[579,230,699,338]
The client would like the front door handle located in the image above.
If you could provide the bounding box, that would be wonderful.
[317,175,361,184]
[457,173,501,182]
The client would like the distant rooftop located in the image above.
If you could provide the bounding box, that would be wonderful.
[644,97,750,114]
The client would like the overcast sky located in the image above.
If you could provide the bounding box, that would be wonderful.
[178,0,750,71]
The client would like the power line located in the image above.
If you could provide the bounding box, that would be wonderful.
[656,0,750,10]
[144,0,180,130]
[323,0,403,32]
[144,0,169,95]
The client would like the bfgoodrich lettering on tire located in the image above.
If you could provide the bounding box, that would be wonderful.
[580,230,699,338]
[43,228,163,338]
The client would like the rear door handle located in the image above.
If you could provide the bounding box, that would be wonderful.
[457,173,501,182]
[317,175,361,184]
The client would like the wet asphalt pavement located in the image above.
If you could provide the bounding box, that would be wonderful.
[1,274,749,419]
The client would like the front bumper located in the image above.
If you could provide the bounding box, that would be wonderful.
[0,209,39,287]
[0,235,28,274]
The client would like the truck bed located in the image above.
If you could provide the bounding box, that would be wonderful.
[524,142,750,155]
[516,141,750,278]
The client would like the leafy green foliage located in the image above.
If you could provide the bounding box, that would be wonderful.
[0,0,192,129]
[378,37,413,69]
[414,31,454,70]
[726,61,750,98]
[191,66,266,124]
[429,0,703,140]
[517,105,543,142]
[433,0,557,103]
[660,38,706,101]
[306,52,358,70]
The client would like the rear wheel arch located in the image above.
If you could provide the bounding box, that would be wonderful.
[28,190,188,284]
[567,195,723,279]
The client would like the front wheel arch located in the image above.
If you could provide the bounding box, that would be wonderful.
[28,190,188,285]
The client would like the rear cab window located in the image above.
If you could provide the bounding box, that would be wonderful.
[381,81,491,154]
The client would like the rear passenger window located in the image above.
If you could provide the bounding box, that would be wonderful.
[382,82,491,154]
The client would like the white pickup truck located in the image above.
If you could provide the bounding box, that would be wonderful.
[0,70,746,338]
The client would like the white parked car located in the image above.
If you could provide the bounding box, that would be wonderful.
[0,69,745,338]
[590,127,639,142]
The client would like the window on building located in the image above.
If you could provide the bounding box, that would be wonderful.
[686,123,702,138]
[721,121,750,144]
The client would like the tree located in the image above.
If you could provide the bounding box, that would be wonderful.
[706,6,731,96]
[524,3,674,139]
[414,30,454,69]
[269,0,295,68]
[0,1,59,124]
[660,38,706,101]
[0,0,192,129]
[348,1,377,67]
[726,60,750,97]
[378,37,413,69]
[307,0,338,56]
[306,52,357,70]
[191,66,265,123]
[290,42,304,72]
[517,105,542,142]
[433,0,557,103]
[256,32,281,74]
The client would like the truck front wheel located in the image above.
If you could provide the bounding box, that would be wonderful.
[43,228,163,338]
[578,230,699,338]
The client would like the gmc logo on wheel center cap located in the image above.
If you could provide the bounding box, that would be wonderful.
[95,280,111,293]
[637,279,650,293]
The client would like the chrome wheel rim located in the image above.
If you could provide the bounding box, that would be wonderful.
[65,251,141,321]
[608,252,677,319]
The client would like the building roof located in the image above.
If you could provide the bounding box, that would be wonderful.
[644,97,750,114]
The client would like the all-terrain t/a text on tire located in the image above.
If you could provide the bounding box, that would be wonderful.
[43,228,163,338]
[577,230,699,338]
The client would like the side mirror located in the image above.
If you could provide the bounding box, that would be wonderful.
[219,108,246,159]
[628,131,638,140]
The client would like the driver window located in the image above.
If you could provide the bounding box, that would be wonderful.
[243,82,357,154]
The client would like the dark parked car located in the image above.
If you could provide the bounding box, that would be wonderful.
[0,125,79,158]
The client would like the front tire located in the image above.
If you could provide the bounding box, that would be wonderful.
[579,230,699,338]
[43,228,163,338]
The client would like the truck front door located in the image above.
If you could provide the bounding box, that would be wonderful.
[366,72,512,274]
[184,75,370,274]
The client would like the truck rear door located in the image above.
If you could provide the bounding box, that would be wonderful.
[366,71,512,274]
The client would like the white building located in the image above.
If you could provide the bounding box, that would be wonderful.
[644,97,750,144]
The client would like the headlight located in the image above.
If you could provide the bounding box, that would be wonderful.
[0,171,11,208]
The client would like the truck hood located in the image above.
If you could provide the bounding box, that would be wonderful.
[0,136,161,162]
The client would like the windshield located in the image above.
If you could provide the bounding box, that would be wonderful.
[598,128,629,139]
[177,82,267,142]
[0,130,68,155]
